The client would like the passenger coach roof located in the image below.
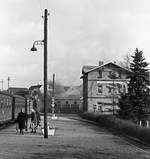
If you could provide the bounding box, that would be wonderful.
[13,94,25,99]
[0,91,13,97]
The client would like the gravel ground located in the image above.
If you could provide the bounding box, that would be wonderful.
[0,115,150,159]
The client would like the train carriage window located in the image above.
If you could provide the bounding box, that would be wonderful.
[6,99,8,105]
[66,101,69,104]
[74,101,77,105]
[4,98,6,105]
[8,99,11,105]
[1,99,3,105]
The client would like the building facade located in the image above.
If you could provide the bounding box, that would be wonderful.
[81,62,131,114]
[53,86,82,114]
[55,96,81,114]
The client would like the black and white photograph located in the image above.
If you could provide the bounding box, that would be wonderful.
[0,0,150,158]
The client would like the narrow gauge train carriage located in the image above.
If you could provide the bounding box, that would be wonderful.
[13,95,27,120]
[0,91,28,125]
[0,91,13,123]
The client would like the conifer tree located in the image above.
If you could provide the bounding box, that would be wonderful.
[118,48,150,122]
[128,48,149,121]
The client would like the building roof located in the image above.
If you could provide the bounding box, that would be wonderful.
[82,65,97,74]
[0,91,13,97]
[8,87,28,91]
[81,62,131,77]
[8,87,29,97]
[29,84,42,90]
[8,87,28,93]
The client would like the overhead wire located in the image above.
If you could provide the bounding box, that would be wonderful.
[46,0,49,10]
[32,0,43,18]
[39,0,43,16]
[45,1,55,79]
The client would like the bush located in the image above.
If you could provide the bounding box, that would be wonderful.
[81,112,150,145]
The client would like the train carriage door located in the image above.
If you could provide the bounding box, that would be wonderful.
[12,96,15,121]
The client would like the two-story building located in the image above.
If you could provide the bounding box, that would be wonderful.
[81,61,131,114]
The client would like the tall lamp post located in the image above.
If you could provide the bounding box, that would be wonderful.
[30,9,49,138]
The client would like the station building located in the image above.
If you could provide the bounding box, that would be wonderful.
[81,61,131,114]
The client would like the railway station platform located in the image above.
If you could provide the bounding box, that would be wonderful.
[0,114,147,159]
[0,116,57,159]
[0,115,80,159]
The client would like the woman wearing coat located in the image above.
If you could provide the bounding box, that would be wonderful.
[17,109,27,135]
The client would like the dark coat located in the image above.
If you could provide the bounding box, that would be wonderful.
[17,111,27,129]
[33,99,37,110]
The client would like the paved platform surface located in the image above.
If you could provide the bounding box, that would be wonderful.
[0,115,150,159]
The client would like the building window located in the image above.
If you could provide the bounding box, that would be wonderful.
[98,70,102,78]
[97,83,103,94]
[119,72,121,78]
[117,84,122,93]
[93,105,97,112]
[74,101,77,105]
[108,87,112,93]
[108,71,116,79]
[97,102,102,112]
[123,85,126,93]
[108,71,112,78]
[98,105,102,112]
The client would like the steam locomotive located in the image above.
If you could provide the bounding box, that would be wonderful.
[0,91,29,124]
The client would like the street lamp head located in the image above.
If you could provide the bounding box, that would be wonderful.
[30,45,37,51]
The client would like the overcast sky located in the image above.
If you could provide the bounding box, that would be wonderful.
[0,0,150,89]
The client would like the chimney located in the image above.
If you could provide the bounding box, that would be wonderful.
[99,61,104,66]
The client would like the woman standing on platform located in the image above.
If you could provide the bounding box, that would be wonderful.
[17,109,27,135]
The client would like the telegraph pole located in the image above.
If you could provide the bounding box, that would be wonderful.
[112,79,115,115]
[44,9,48,138]
[8,77,10,90]
[0,80,4,91]
[110,71,116,115]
